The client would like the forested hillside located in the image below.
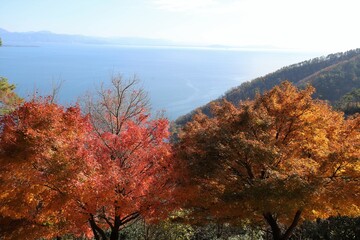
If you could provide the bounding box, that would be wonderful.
[176,49,360,125]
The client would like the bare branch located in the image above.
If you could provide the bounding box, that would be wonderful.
[49,78,64,103]
[83,74,150,135]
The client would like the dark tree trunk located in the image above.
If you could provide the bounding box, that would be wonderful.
[263,212,282,240]
[109,230,119,240]
[88,211,139,240]
[109,216,121,240]
[89,214,107,240]
[263,210,302,240]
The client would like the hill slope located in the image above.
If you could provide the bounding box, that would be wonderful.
[176,48,360,125]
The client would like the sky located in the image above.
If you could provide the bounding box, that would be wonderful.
[1,0,360,52]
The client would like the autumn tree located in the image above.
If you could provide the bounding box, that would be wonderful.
[79,75,174,240]
[0,76,174,240]
[0,98,94,239]
[175,82,360,240]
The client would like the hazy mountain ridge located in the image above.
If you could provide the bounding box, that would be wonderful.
[0,28,281,50]
[0,28,175,46]
[176,48,360,125]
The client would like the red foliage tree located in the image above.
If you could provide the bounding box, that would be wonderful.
[0,98,93,239]
[0,77,174,240]
[81,76,175,240]
[78,112,173,240]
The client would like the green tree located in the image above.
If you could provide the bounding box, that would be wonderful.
[336,88,360,115]
[0,77,22,115]
[175,82,360,240]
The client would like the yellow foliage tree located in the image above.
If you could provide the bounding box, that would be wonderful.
[175,82,360,240]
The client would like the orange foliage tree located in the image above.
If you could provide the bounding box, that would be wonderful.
[175,82,360,240]
[0,77,174,240]
[0,98,94,239]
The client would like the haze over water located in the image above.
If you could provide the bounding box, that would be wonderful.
[0,44,324,119]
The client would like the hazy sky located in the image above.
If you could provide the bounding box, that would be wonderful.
[1,0,359,51]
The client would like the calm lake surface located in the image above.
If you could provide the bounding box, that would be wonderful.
[0,44,325,119]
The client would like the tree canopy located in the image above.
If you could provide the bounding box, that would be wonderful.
[0,98,93,239]
[175,82,360,240]
[80,76,174,240]
[337,88,360,115]
[0,77,22,115]
[0,77,174,240]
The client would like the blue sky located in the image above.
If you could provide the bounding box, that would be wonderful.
[1,0,360,51]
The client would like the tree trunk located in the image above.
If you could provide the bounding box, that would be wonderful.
[109,215,121,240]
[89,214,107,240]
[109,230,119,240]
[263,210,302,240]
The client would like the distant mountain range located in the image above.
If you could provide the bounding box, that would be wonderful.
[0,28,176,46]
[0,28,281,50]
[176,48,360,125]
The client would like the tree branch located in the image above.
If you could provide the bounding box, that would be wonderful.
[263,212,281,240]
[88,214,107,240]
[282,210,302,240]
[121,211,140,225]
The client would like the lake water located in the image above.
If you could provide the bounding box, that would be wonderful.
[0,44,324,119]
